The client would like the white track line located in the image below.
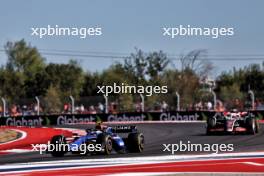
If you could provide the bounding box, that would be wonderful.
[1,149,32,153]
[243,162,264,166]
[1,157,264,175]
[2,152,264,169]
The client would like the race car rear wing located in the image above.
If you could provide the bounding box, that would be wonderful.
[112,125,137,133]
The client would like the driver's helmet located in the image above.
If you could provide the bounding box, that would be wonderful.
[95,121,107,131]
[95,121,102,130]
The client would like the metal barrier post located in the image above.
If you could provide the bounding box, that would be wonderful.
[1,97,6,117]
[248,90,255,110]
[140,94,144,112]
[35,96,40,115]
[175,91,180,111]
[69,96,75,114]
[104,95,108,113]
[212,91,217,110]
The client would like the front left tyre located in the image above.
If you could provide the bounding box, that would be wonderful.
[96,133,113,155]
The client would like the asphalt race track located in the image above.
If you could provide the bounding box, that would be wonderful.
[0,122,264,164]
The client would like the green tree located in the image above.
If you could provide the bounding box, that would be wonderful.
[124,49,147,84]
[216,63,264,103]
[5,40,45,75]
[81,72,102,96]
[124,49,169,85]
[45,60,85,98]
[146,51,169,81]
[219,84,244,109]
[0,68,25,102]
[4,39,47,98]
[43,85,62,114]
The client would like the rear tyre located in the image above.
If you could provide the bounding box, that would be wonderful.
[127,133,144,153]
[50,135,67,157]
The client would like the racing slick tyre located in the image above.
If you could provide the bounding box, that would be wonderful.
[127,132,144,153]
[96,134,112,155]
[206,117,216,135]
[50,135,67,157]
[208,117,216,128]
[246,118,258,135]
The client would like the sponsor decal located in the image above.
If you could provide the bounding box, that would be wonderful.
[160,112,200,121]
[107,114,146,122]
[6,117,44,126]
[57,115,95,125]
[1,111,263,127]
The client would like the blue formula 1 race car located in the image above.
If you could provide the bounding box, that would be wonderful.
[48,125,144,157]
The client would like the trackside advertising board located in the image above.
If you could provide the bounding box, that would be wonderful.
[0,111,263,126]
